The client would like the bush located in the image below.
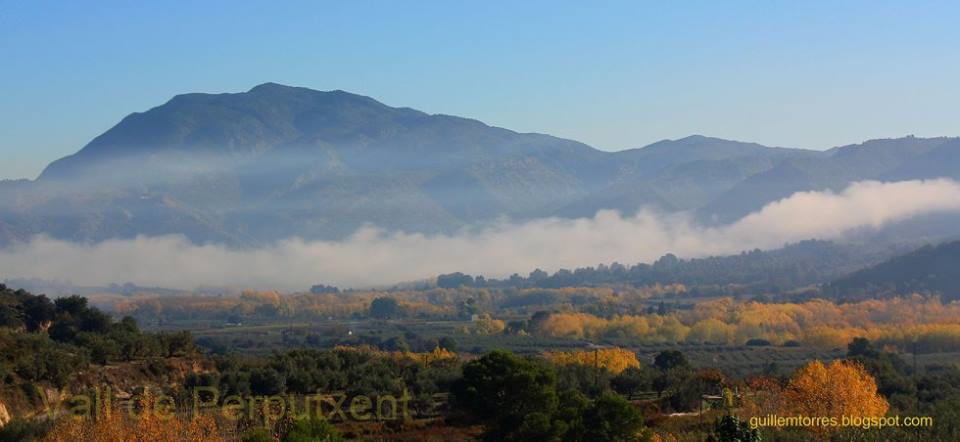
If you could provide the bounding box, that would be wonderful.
[745,338,772,347]
[250,367,286,395]
[283,417,345,442]
[0,418,52,442]
[242,429,274,442]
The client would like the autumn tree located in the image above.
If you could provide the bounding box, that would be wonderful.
[544,347,641,375]
[742,376,784,419]
[467,314,506,335]
[782,360,889,429]
[43,390,226,442]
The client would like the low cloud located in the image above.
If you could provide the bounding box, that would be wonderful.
[3,179,960,291]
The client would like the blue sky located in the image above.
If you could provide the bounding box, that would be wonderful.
[1,0,958,180]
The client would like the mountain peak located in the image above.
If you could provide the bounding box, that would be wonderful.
[249,82,292,92]
[676,134,711,142]
[246,82,366,99]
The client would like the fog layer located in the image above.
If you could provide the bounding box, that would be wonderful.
[2,179,959,290]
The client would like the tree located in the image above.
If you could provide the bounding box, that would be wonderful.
[654,350,689,371]
[42,402,226,442]
[555,363,614,398]
[846,337,914,402]
[23,294,55,332]
[457,297,479,319]
[470,314,506,335]
[369,297,400,319]
[707,415,761,442]
[242,429,273,442]
[54,295,88,316]
[0,307,23,329]
[438,336,459,352]
[381,336,410,352]
[79,308,113,333]
[612,367,652,397]
[309,284,340,294]
[17,343,86,387]
[160,331,195,357]
[452,350,559,441]
[0,418,52,442]
[115,316,140,334]
[580,392,645,441]
[651,351,693,403]
[437,272,475,288]
[782,360,888,429]
[283,416,345,442]
[847,337,878,358]
[75,332,118,364]
[250,367,286,395]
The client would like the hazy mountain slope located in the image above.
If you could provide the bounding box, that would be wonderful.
[613,135,812,175]
[556,136,821,217]
[698,137,959,223]
[2,84,959,246]
[883,138,960,181]
[10,84,622,243]
[826,136,954,176]
[827,240,960,301]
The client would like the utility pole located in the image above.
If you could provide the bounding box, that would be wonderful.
[594,348,600,394]
[914,339,920,442]
[699,394,704,442]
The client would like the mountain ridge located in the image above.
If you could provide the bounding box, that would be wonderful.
[2,83,959,246]
[827,239,960,301]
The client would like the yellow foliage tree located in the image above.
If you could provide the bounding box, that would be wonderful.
[543,347,640,374]
[334,344,457,364]
[469,314,506,335]
[395,346,458,365]
[782,360,888,429]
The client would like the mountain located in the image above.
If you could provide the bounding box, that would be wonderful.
[827,240,960,301]
[697,136,959,223]
[556,136,819,217]
[4,84,614,244]
[1,83,959,246]
[884,138,960,181]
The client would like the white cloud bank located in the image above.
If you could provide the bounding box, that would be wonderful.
[3,179,960,291]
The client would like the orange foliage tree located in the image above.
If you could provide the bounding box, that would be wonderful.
[782,360,888,423]
[44,399,227,442]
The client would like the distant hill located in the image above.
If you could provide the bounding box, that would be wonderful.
[827,240,960,301]
[430,240,905,296]
[1,83,959,245]
[696,136,959,223]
